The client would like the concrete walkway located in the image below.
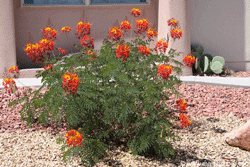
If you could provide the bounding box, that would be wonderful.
[0,76,250,89]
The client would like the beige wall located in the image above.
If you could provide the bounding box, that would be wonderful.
[14,0,158,69]
[189,0,249,72]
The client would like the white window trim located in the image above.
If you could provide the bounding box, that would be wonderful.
[21,0,150,8]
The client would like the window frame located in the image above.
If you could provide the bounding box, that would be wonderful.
[21,0,150,8]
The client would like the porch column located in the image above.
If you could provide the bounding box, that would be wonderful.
[158,0,192,76]
[0,1,17,78]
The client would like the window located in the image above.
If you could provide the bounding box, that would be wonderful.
[23,0,84,6]
[22,0,149,6]
[91,0,147,5]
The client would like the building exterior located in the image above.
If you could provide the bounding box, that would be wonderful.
[5,0,250,78]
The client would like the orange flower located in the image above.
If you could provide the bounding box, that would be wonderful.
[109,27,123,41]
[167,19,178,27]
[80,35,94,49]
[183,54,195,67]
[76,22,91,39]
[87,50,98,60]
[157,64,172,80]
[116,45,130,61]
[130,8,141,17]
[65,130,83,147]
[138,45,150,55]
[179,114,191,128]
[8,66,19,74]
[120,21,131,32]
[62,72,79,95]
[42,27,57,40]
[2,78,18,95]
[146,28,157,39]
[24,42,50,63]
[171,28,183,39]
[155,39,168,53]
[44,64,54,70]
[135,19,149,34]
[176,99,187,112]
[61,26,72,33]
[58,47,66,54]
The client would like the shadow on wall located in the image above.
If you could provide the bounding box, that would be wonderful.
[189,0,246,71]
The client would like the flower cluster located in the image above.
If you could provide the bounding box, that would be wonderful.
[65,130,83,147]
[76,22,91,39]
[24,38,54,62]
[120,21,131,32]
[58,47,66,54]
[176,99,187,112]
[8,66,19,74]
[62,72,79,95]
[2,78,17,95]
[61,26,72,33]
[80,35,94,49]
[116,45,130,61]
[44,64,54,70]
[109,27,123,41]
[171,28,183,39]
[87,50,98,61]
[138,45,150,55]
[155,39,168,53]
[167,19,178,27]
[130,8,140,17]
[179,114,191,128]
[183,54,195,67]
[135,19,149,34]
[146,28,157,39]
[157,64,172,80]
[42,27,57,41]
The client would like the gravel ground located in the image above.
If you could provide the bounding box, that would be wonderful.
[0,72,250,167]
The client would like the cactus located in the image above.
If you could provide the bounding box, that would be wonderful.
[203,54,213,61]
[191,44,197,52]
[198,55,210,73]
[210,61,223,74]
[193,52,200,59]
[196,46,204,55]
[212,56,225,66]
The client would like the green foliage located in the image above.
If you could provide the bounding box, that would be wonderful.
[13,19,187,167]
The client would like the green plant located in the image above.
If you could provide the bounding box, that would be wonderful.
[191,44,225,75]
[9,10,188,167]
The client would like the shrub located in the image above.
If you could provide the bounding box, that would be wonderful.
[9,10,190,166]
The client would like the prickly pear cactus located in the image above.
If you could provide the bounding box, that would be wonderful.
[196,46,204,56]
[212,56,225,66]
[210,61,223,74]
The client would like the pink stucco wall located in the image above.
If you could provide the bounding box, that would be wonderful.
[13,0,158,69]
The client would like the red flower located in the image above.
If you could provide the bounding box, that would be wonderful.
[157,64,172,80]
[135,19,149,34]
[155,39,168,53]
[58,47,67,54]
[167,19,178,27]
[138,45,150,55]
[179,114,191,128]
[65,130,83,147]
[9,66,19,74]
[44,64,54,71]
[130,8,141,17]
[171,28,183,39]
[116,45,130,61]
[109,27,123,41]
[146,28,157,39]
[61,26,72,33]
[76,22,91,39]
[62,73,79,95]
[42,27,57,41]
[2,78,18,95]
[183,54,195,67]
[176,99,187,112]
[80,35,94,49]
[120,21,131,32]
[87,50,98,60]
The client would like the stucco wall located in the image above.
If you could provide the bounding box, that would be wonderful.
[14,0,158,69]
[189,0,249,71]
